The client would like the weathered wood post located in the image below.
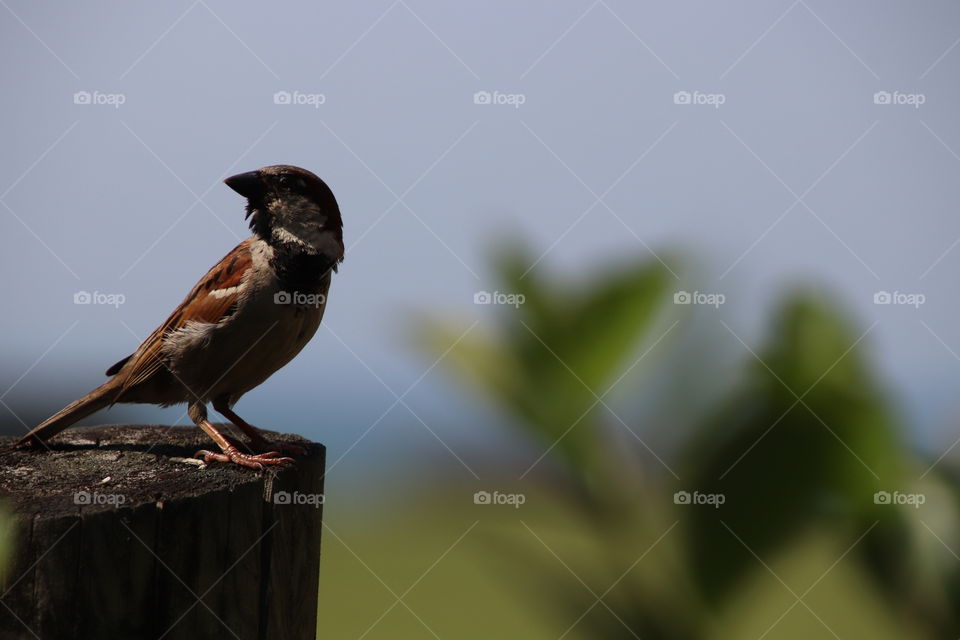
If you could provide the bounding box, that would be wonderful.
[0,425,325,640]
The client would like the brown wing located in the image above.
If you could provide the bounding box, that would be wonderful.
[114,239,255,395]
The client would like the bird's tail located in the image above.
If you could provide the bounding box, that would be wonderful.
[10,380,120,450]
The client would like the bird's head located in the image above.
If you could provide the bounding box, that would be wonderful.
[225,165,343,262]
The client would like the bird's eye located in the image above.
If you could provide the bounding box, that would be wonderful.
[278,175,292,190]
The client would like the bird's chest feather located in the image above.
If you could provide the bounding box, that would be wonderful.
[205,270,328,384]
[165,241,332,398]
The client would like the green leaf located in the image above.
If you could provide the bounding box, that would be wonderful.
[680,291,905,604]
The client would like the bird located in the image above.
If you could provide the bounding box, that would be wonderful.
[11,164,344,470]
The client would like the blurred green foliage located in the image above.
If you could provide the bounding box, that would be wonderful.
[320,246,960,639]
[417,247,670,499]
[0,505,14,590]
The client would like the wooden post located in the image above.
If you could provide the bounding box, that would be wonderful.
[0,425,325,640]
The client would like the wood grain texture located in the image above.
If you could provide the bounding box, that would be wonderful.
[0,425,325,640]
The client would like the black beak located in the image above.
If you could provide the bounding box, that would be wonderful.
[224,171,266,202]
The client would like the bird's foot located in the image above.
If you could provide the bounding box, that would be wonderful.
[194,445,294,471]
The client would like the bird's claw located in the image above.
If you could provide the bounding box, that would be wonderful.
[194,446,294,471]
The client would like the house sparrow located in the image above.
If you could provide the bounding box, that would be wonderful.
[12,165,344,470]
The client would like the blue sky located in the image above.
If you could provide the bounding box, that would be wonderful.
[3,0,960,485]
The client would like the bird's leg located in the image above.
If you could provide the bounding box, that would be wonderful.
[212,398,308,457]
[189,402,293,470]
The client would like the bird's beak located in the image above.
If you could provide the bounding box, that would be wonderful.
[224,171,266,205]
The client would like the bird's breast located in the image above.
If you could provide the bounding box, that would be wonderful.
[165,253,330,402]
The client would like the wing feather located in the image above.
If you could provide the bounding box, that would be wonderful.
[115,239,254,395]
